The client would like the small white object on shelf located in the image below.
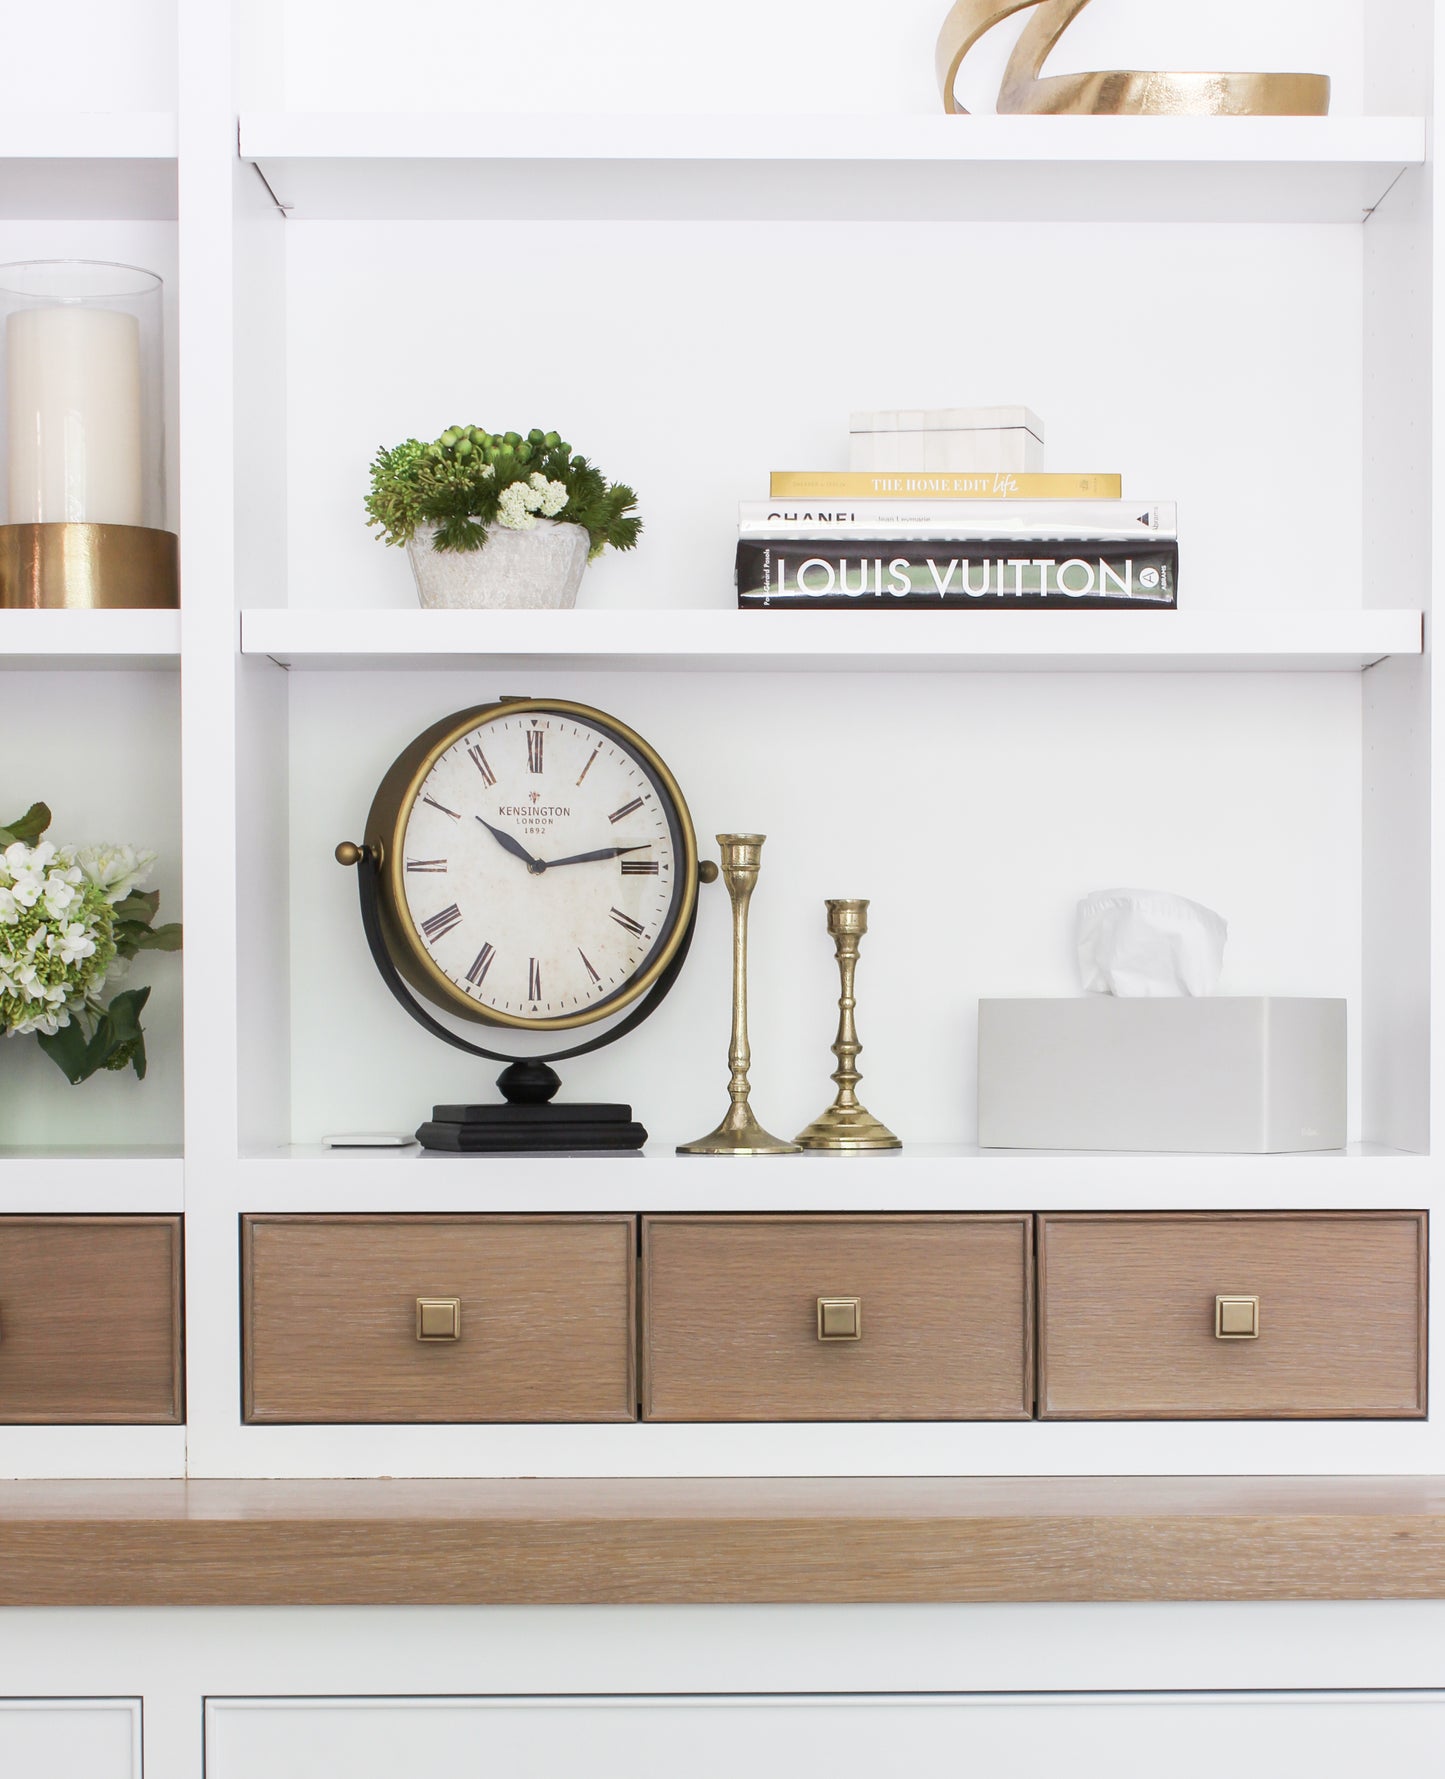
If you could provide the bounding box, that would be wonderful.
[322,1132,418,1149]
[850,406,1045,473]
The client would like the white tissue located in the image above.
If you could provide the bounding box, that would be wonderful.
[1076,888,1227,998]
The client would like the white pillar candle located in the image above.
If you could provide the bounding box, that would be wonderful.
[7,304,144,526]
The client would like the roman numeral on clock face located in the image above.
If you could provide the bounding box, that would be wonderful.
[526,730,544,774]
[421,904,463,942]
[423,795,460,819]
[528,957,542,1000]
[621,858,659,874]
[406,858,447,872]
[609,796,644,824]
[467,744,496,787]
[466,942,495,986]
[609,907,646,937]
[578,948,601,983]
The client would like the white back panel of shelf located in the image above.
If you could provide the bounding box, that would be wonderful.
[280,218,1364,616]
[274,665,1364,1149]
[267,0,1368,116]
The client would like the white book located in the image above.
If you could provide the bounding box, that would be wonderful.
[738,499,1175,537]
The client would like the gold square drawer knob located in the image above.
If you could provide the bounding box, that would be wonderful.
[1215,1294,1260,1340]
[415,1297,462,1342]
[817,1296,862,1341]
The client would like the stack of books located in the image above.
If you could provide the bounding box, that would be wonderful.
[735,472,1178,611]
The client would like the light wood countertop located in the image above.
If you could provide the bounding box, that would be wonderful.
[0,1477,1441,1606]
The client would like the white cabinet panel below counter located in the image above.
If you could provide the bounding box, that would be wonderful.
[206,1691,1445,1779]
[0,1700,140,1777]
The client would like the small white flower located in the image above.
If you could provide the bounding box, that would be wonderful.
[0,884,17,922]
[9,866,45,908]
[42,873,78,918]
[52,922,96,966]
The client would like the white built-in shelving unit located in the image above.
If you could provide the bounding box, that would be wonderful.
[0,0,1439,1487]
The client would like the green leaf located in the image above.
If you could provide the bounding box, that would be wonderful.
[0,802,52,847]
[36,985,152,1085]
[34,1018,93,1085]
[111,888,160,924]
[130,921,182,953]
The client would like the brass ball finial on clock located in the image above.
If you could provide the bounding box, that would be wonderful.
[337,696,706,1152]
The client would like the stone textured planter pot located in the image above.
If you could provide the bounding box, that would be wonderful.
[405,519,591,610]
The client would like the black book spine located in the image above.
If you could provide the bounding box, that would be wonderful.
[736,537,1178,610]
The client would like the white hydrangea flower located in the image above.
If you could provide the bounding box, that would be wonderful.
[50,922,97,966]
[0,884,17,923]
[72,842,155,906]
[495,483,539,532]
[8,861,47,908]
[528,472,569,518]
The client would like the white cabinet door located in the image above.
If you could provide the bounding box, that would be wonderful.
[206,1691,1445,1779]
[0,1700,140,1778]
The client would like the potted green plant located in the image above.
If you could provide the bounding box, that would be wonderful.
[365,425,641,610]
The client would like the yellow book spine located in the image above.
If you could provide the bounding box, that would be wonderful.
[768,472,1123,500]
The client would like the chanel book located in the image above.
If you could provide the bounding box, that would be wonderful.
[736,537,1178,609]
[739,499,1175,536]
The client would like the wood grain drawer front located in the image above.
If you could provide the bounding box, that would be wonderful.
[1037,1213,1428,1420]
[0,1216,183,1424]
[641,1215,1033,1422]
[243,1215,636,1424]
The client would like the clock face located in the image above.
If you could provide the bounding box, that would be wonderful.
[393,704,691,1027]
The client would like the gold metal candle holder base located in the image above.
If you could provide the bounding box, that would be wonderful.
[0,522,179,610]
[794,897,901,1153]
[678,1102,802,1158]
[794,1105,902,1152]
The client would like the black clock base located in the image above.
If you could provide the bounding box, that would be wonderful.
[417,1100,648,1154]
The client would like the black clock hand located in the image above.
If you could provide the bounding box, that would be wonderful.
[475,816,544,872]
[541,842,652,870]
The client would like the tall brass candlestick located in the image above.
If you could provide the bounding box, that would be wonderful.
[795,899,901,1151]
[678,834,799,1156]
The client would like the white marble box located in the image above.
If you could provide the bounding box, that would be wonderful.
[977,996,1347,1153]
[849,406,1045,473]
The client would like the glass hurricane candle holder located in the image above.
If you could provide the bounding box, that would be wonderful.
[0,260,176,609]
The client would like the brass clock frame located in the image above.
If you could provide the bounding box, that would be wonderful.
[362,697,701,1034]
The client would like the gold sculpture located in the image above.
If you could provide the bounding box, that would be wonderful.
[936,0,1330,117]
[795,900,901,1152]
[678,835,800,1156]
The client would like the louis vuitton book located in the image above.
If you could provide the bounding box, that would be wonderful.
[736,537,1177,609]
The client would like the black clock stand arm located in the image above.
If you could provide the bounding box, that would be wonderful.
[350,845,697,1152]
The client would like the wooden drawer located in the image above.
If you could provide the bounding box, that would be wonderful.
[1037,1212,1427,1420]
[641,1214,1033,1421]
[242,1214,636,1424]
[0,1216,182,1424]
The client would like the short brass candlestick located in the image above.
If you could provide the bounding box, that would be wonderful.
[678,834,800,1156]
[795,899,901,1151]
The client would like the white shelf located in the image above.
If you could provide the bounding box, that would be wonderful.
[0,112,177,220]
[240,112,1425,224]
[237,1141,1429,1216]
[243,606,1422,675]
[0,609,180,670]
[0,1148,183,1214]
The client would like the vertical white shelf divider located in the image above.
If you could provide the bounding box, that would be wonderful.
[176,0,244,1481]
